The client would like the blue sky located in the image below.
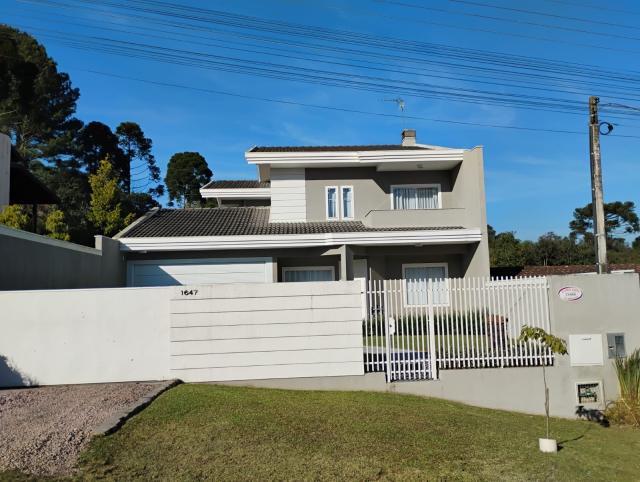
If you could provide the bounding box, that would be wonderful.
[3,0,639,240]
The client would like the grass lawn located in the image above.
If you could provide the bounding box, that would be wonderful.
[68,384,640,481]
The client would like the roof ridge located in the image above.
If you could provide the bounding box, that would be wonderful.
[159,206,270,212]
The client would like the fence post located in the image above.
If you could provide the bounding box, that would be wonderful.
[427,278,438,380]
[383,279,392,382]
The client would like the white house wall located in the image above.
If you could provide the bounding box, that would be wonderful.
[0,287,171,386]
[269,167,307,222]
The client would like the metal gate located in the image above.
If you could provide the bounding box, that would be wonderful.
[363,276,552,382]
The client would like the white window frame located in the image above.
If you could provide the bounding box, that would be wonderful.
[340,185,355,220]
[281,266,335,282]
[325,186,338,221]
[401,262,449,306]
[390,183,442,210]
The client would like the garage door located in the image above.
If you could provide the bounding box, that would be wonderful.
[127,258,274,287]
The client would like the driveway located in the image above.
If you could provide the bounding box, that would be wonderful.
[0,382,159,477]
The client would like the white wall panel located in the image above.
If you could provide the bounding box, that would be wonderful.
[269,167,307,222]
[169,281,364,382]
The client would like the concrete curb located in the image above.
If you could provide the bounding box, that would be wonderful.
[92,379,182,436]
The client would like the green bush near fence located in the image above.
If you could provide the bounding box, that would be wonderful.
[606,348,640,427]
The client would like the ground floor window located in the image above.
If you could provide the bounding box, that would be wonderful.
[402,263,449,305]
[282,266,335,282]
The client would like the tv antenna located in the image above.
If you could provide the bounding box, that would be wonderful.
[383,97,405,112]
[382,97,406,128]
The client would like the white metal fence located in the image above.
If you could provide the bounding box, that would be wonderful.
[363,276,553,382]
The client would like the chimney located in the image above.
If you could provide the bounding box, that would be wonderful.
[401,129,416,146]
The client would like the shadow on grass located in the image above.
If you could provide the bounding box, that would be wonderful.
[575,405,610,427]
[557,425,593,451]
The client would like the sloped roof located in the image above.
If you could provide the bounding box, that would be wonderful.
[201,180,270,189]
[249,144,431,153]
[120,207,463,238]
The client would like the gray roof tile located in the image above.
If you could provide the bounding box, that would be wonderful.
[249,144,430,153]
[201,180,270,189]
[121,207,463,238]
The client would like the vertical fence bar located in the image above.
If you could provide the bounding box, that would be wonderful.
[507,276,519,367]
[471,277,479,367]
[496,277,506,367]
[427,278,437,379]
[523,277,535,366]
[447,279,453,368]
[383,280,391,381]
[488,276,498,367]
[420,279,426,379]
[364,276,370,372]
[513,276,524,366]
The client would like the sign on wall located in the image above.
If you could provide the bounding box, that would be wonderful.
[558,286,583,302]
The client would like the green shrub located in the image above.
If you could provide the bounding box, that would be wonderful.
[606,348,640,427]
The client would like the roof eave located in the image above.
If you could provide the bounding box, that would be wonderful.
[118,228,481,252]
[199,187,271,199]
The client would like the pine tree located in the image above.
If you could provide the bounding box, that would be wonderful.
[88,159,134,236]
[44,209,70,241]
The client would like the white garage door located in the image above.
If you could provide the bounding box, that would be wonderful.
[127,257,274,287]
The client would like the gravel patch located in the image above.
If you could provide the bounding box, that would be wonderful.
[0,382,161,477]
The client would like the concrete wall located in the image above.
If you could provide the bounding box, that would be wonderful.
[457,148,489,277]
[0,280,364,387]
[269,167,306,222]
[0,226,126,290]
[0,286,171,387]
[169,281,364,382]
[222,274,640,419]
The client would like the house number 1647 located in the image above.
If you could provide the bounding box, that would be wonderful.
[180,289,199,296]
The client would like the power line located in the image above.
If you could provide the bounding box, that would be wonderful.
[9,0,640,132]
[448,0,640,32]
[24,27,638,120]
[284,0,640,55]
[9,12,640,105]
[81,69,640,139]
[27,0,640,80]
[541,0,640,17]
[376,0,640,42]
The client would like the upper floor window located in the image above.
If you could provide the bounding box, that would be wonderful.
[341,186,354,219]
[326,186,338,220]
[391,184,441,210]
[326,185,354,220]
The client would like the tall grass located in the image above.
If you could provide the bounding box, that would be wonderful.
[607,348,640,427]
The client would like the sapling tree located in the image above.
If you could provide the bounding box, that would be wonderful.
[518,326,568,440]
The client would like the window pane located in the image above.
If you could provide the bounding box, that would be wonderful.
[342,187,353,218]
[404,266,447,305]
[284,269,334,282]
[393,186,438,209]
[327,188,337,218]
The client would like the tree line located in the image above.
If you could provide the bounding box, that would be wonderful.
[490,201,640,266]
[0,26,213,244]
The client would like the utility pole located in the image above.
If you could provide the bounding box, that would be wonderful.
[588,96,608,274]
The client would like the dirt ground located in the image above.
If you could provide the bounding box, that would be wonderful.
[0,382,158,477]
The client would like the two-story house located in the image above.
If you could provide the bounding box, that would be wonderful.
[116,130,489,286]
